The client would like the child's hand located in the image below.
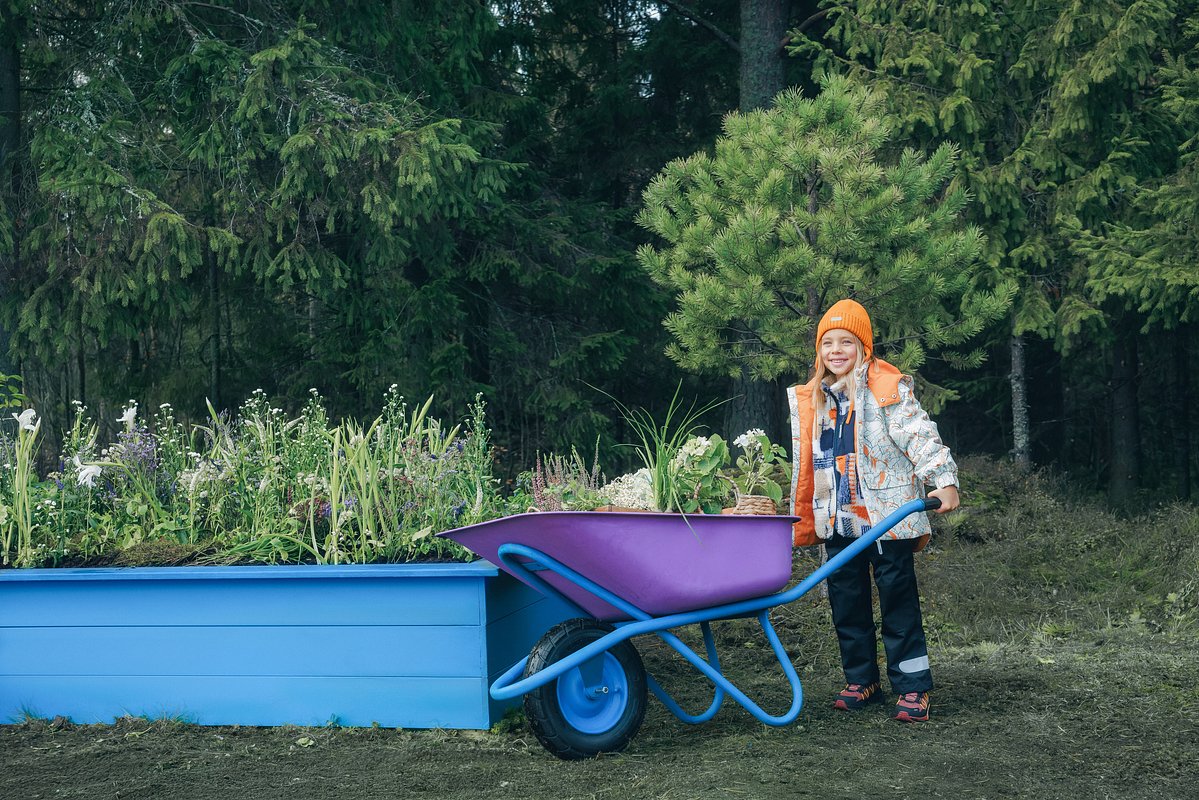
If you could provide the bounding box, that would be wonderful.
[928,485,960,513]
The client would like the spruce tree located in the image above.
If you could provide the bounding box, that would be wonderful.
[791,0,1186,500]
[1071,11,1199,498]
[1,1,747,472]
[1074,13,1199,331]
[1,2,504,432]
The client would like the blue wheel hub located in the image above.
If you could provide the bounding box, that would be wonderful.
[556,653,629,734]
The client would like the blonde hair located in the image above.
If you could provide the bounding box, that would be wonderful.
[810,330,867,442]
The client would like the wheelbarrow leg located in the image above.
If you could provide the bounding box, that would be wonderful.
[651,610,805,726]
[647,620,727,724]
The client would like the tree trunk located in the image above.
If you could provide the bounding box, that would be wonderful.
[308,295,320,363]
[726,371,779,440]
[207,244,221,412]
[1010,329,1030,469]
[738,0,788,112]
[1107,315,1140,508]
[76,309,86,408]
[0,8,24,375]
[727,0,790,443]
[1173,324,1191,500]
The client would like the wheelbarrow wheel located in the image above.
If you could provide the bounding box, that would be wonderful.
[523,618,647,760]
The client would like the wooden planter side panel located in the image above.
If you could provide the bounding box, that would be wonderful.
[483,569,585,723]
[0,563,573,729]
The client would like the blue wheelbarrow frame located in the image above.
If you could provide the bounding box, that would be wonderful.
[489,498,940,730]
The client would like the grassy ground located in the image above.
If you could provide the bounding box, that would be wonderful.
[3,458,1197,800]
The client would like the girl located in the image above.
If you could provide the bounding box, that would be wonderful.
[787,299,959,723]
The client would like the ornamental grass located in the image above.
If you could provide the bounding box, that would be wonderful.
[0,388,510,568]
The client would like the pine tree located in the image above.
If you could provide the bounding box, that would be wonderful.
[636,76,1011,409]
[658,0,809,444]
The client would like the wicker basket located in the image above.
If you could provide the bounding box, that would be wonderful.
[721,494,777,516]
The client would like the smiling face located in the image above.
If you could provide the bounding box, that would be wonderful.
[819,328,861,377]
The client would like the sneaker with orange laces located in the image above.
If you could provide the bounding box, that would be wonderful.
[833,682,882,711]
[893,691,930,722]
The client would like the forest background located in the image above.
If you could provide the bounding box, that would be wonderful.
[1,0,1197,508]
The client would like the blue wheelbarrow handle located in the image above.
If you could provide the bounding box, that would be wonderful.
[491,497,942,725]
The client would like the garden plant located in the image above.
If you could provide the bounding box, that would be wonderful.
[0,384,791,569]
[0,389,511,568]
[726,428,790,507]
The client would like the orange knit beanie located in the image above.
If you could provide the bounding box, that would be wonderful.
[816,299,874,359]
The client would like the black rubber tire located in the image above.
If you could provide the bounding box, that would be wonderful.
[523,618,648,760]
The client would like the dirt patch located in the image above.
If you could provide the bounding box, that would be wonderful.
[7,487,1198,800]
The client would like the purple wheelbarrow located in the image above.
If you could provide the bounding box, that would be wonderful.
[438,498,939,759]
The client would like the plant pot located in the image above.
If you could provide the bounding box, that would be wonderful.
[721,495,777,516]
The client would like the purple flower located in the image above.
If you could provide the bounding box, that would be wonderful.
[116,426,160,472]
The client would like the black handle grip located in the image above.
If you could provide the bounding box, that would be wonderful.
[923,497,942,511]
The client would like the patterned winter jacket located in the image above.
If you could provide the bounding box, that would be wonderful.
[787,358,957,546]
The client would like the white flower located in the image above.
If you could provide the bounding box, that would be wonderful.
[77,464,102,487]
[12,408,38,432]
[180,469,202,493]
[734,428,766,450]
[674,435,712,464]
[601,468,655,509]
[117,403,137,428]
[72,455,102,488]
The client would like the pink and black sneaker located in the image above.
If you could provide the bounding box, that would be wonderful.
[893,691,930,722]
[833,682,882,711]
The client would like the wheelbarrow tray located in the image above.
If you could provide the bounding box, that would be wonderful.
[438,511,798,621]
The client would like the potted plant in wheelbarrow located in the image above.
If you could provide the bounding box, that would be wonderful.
[438,392,933,759]
[722,429,791,516]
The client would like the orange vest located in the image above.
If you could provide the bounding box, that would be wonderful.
[789,359,904,547]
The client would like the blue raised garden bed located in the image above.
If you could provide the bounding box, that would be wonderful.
[0,561,574,728]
